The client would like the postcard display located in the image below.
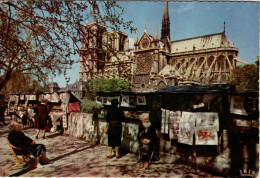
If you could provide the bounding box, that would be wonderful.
[161,109,219,146]
[95,95,146,107]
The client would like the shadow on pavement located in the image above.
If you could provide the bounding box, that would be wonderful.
[10,143,97,177]
[46,133,62,139]
[51,144,96,162]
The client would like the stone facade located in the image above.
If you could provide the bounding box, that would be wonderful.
[78,2,247,92]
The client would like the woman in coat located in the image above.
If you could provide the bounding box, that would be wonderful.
[105,99,125,158]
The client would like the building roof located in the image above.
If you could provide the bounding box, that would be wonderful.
[170,32,238,53]
[156,84,235,94]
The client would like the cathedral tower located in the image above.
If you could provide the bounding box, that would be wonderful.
[161,1,170,44]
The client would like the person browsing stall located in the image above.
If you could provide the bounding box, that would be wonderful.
[105,99,125,159]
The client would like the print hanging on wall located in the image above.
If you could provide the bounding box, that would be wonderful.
[121,95,130,107]
[129,95,136,108]
[136,95,146,105]
[178,112,195,145]
[195,112,219,131]
[195,127,218,145]
[230,95,247,115]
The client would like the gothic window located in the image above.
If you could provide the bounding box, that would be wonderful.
[135,53,153,74]
[198,57,205,69]
[141,38,150,49]
[217,55,225,70]
[208,56,214,67]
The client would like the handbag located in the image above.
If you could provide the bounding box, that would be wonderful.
[104,123,109,134]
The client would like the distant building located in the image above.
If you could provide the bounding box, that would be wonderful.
[48,82,60,93]
[65,81,87,99]
[79,1,248,92]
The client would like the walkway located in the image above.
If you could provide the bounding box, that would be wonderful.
[0,121,220,177]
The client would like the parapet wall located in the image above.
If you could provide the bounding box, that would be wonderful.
[64,113,140,153]
[64,112,259,177]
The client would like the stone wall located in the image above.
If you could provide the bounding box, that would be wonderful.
[65,113,97,142]
[65,113,140,153]
[65,113,259,176]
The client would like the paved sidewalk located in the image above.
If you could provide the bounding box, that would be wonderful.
[0,122,220,177]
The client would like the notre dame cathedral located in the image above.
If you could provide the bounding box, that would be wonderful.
[78,1,247,92]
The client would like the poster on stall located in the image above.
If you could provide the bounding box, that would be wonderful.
[195,127,218,145]
[181,112,196,124]
[103,97,108,105]
[165,110,169,134]
[26,94,37,101]
[178,112,195,145]
[178,122,194,145]
[62,115,67,128]
[95,96,103,104]
[136,95,146,105]
[161,109,166,133]
[195,112,219,131]
[121,95,130,107]
[169,111,174,139]
[129,95,136,108]
[230,95,247,115]
[20,95,25,100]
[61,103,68,128]
[61,103,67,113]
[173,111,181,139]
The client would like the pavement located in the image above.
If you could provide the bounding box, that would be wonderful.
[0,120,221,177]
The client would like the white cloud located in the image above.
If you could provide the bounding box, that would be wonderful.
[170,2,196,14]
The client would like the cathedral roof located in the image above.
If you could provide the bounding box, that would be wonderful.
[170,32,238,54]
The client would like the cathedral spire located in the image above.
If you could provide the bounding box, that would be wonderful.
[161,1,171,43]
[134,29,138,44]
[223,21,226,33]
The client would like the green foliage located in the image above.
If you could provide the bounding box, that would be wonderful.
[81,98,103,113]
[228,63,259,91]
[85,78,131,99]
[0,1,134,91]
[0,73,44,97]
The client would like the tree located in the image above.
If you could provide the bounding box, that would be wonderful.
[0,73,44,97]
[0,1,134,92]
[86,78,131,99]
[228,62,259,91]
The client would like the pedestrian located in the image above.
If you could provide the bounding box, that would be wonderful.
[137,113,157,169]
[8,121,53,168]
[105,99,125,159]
[0,100,7,125]
[36,100,51,139]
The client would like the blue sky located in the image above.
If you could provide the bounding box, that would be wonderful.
[51,1,259,87]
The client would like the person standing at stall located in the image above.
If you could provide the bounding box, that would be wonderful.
[36,101,51,139]
[105,99,125,159]
[0,100,7,125]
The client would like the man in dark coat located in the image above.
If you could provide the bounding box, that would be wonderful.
[138,113,157,169]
